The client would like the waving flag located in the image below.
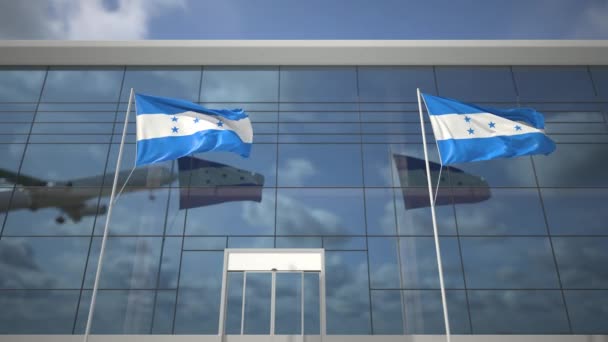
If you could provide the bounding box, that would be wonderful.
[134,93,253,166]
[421,93,555,165]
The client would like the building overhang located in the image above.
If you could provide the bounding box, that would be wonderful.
[0,40,607,66]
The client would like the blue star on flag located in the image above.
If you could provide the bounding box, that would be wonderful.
[194,117,200,123]
[171,126,179,133]
[464,116,471,123]
[217,120,224,127]
[488,121,496,128]
[515,125,522,131]
[467,128,475,135]
[171,116,178,122]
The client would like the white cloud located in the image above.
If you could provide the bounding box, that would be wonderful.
[277,158,316,186]
[570,1,608,38]
[0,0,185,40]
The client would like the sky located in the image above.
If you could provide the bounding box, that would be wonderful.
[0,0,607,40]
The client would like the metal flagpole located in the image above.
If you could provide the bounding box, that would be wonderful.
[416,88,451,342]
[83,88,135,342]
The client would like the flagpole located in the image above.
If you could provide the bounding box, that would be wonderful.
[83,88,134,342]
[417,88,451,342]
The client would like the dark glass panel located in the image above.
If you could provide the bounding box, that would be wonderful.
[0,123,30,134]
[0,103,37,111]
[200,102,278,112]
[280,67,357,102]
[35,111,115,122]
[0,111,35,122]
[28,135,112,143]
[38,103,117,111]
[121,67,201,102]
[435,66,516,102]
[323,237,366,250]
[360,111,420,123]
[276,189,365,236]
[201,67,278,102]
[185,188,275,236]
[534,144,608,187]
[546,122,608,134]
[553,237,608,289]
[325,251,371,334]
[513,66,595,102]
[278,144,363,187]
[105,144,177,187]
[455,189,546,236]
[75,290,155,334]
[400,237,465,289]
[590,66,608,101]
[304,272,320,334]
[280,111,358,122]
[0,290,79,334]
[449,157,536,187]
[227,237,274,248]
[0,237,89,289]
[461,237,560,289]
[368,237,400,289]
[243,272,272,334]
[174,251,223,334]
[544,111,604,123]
[403,290,470,334]
[358,67,435,102]
[0,68,46,102]
[370,290,403,334]
[396,188,457,236]
[275,237,322,248]
[182,237,226,250]
[41,68,123,102]
[365,188,397,235]
[279,134,361,143]
[151,290,177,334]
[279,103,358,112]
[158,237,182,289]
[164,187,187,235]
[246,111,278,123]
[275,272,302,335]
[468,290,569,334]
[543,189,608,235]
[30,123,114,134]
[0,143,25,186]
[224,272,243,334]
[564,290,608,334]
[279,122,360,134]
[84,237,162,289]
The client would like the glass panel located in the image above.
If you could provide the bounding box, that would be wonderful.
[358,67,435,102]
[278,144,363,187]
[182,237,226,250]
[121,67,201,102]
[174,251,223,334]
[371,290,403,334]
[449,157,536,187]
[41,68,123,102]
[227,237,274,248]
[564,290,608,334]
[201,67,278,102]
[366,188,396,235]
[543,189,608,235]
[280,67,357,102]
[396,188,457,236]
[31,123,114,135]
[35,111,115,123]
[0,123,30,134]
[368,237,400,289]
[590,66,608,100]
[84,237,162,289]
[461,237,560,289]
[468,290,569,333]
[553,237,608,289]
[0,290,79,334]
[513,66,595,102]
[275,237,322,248]
[325,251,371,334]
[403,290,471,334]
[544,111,604,123]
[534,144,608,187]
[275,272,302,335]
[323,237,366,250]
[225,272,243,334]
[400,237,465,289]
[0,237,89,289]
[243,272,271,334]
[303,272,320,334]
[151,290,177,334]
[0,143,25,186]
[435,66,517,102]
[0,68,46,102]
[280,111,358,122]
[455,189,546,236]
[279,122,360,134]
[158,237,182,289]
[276,189,365,236]
[0,112,35,122]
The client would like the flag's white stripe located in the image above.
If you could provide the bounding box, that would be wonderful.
[429,112,543,141]
[136,111,253,143]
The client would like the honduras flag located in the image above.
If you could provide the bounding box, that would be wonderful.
[134,93,252,166]
[421,94,556,165]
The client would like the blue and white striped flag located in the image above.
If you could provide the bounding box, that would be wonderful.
[134,93,253,166]
[422,93,556,165]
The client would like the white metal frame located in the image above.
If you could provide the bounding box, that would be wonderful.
[218,249,326,337]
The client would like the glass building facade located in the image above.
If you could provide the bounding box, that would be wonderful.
[0,65,607,335]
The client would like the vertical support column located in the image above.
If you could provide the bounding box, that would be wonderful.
[301,272,305,337]
[218,250,229,337]
[240,272,247,335]
[320,251,326,336]
[270,270,277,336]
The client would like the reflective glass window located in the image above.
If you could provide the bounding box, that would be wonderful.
[243,272,272,334]
[0,144,25,186]
[0,111,35,122]
[0,237,89,289]
[358,67,435,102]
[279,144,362,187]
[275,237,321,248]
[564,290,608,334]
[370,290,403,334]
[553,237,608,289]
[0,123,30,134]
[182,237,226,250]
[224,272,243,334]
[323,237,366,250]
[276,189,365,236]
[513,66,595,102]
[534,144,608,187]
[0,68,46,102]
[461,237,560,289]
[35,111,115,122]
[590,66,608,100]
[201,67,278,102]
[41,68,123,102]
[121,67,201,102]
[365,188,397,235]
[449,157,536,187]
[468,290,569,334]
[368,237,400,289]
[151,290,177,334]
[227,237,274,248]
[280,67,357,102]
[395,188,457,236]
[455,189,546,235]
[275,272,302,334]
[400,237,464,289]
[403,290,470,334]
[325,251,371,334]
[435,66,516,102]
[0,290,79,334]
[158,237,182,289]
[543,189,608,235]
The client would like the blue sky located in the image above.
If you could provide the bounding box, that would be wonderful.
[1,0,607,39]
